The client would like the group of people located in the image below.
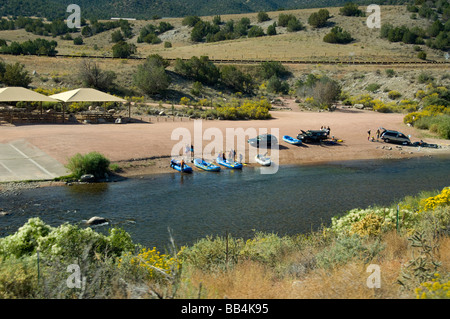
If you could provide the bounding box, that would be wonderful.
[367,128,382,141]
[321,126,331,136]
[219,149,243,163]
[182,144,243,164]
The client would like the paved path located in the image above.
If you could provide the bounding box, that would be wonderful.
[0,140,69,182]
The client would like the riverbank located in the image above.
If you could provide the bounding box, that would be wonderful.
[1,107,450,182]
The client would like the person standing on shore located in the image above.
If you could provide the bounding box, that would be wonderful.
[368,130,371,141]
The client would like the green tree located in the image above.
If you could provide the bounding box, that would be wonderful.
[0,62,32,87]
[257,11,270,23]
[220,65,254,94]
[248,25,264,37]
[267,22,277,36]
[427,20,444,37]
[78,60,116,91]
[308,9,330,28]
[112,41,136,58]
[133,55,171,95]
[259,61,290,79]
[323,26,353,44]
[287,18,303,32]
[182,15,201,27]
[278,14,297,27]
[339,2,364,16]
[111,30,124,43]
[266,75,289,94]
[174,56,220,85]
[73,36,83,45]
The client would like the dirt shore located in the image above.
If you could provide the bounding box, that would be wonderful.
[1,106,449,180]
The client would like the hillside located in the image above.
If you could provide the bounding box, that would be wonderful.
[1,0,394,20]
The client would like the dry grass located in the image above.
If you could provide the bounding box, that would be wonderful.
[0,5,441,61]
[178,230,450,299]
[186,261,294,299]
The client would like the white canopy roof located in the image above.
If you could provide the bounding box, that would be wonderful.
[0,87,59,102]
[49,88,126,103]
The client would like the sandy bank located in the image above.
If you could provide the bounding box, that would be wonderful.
[1,107,449,180]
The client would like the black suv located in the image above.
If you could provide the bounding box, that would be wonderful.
[297,130,329,143]
[247,134,278,148]
[380,129,411,145]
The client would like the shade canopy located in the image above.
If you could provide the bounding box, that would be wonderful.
[49,88,126,103]
[0,87,59,102]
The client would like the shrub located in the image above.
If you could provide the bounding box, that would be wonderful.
[220,65,254,93]
[179,234,243,271]
[119,247,180,281]
[286,18,303,32]
[134,54,171,95]
[385,69,396,77]
[366,83,381,92]
[247,25,265,37]
[419,187,450,212]
[73,36,83,45]
[418,72,434,84]
[266,75,289,94]
[339,2,364,16]
[112,41,136,58]
[258,61,290,80]
[267,23,277,36]
[323,26,353,44]
[257,11,270,23]
[0,61,32,87]
[239,232,297,266]
[78,60,116,91]
[388,90,402,99]
[174,56,220,85]
[315,235,385,269]
[111,30,124,43]
[330,207,419,237]
[182,15,201,27]
[0,256,38,298]
[308,9,330,28]
[415,274,450,299]
[65,151,111,180]
[278,13,303,31]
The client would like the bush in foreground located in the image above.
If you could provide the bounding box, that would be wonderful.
[65,151,111,180]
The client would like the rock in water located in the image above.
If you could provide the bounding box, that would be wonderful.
[80,174,95,182]
[86,216,108,225]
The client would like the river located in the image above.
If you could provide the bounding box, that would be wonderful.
[1,155,449,250]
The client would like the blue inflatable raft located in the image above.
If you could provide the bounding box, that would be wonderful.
[283,135,302,145]
[170,159,193,173]
[194,158,221,172]
[216,156,243,169]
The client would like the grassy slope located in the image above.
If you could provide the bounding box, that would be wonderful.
[0,6,441,61]
[0,5,448,103]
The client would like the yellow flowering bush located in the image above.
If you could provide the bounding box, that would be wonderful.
[305,96,315,104]
[415,274,450,299]
[350,212,387,237]
[351,94,375,108]
[419,187,450,212]
[239,232,296,264]
[120,247,180,280]
[330,207,419,237]
[388,90,402,99]
[180,97,191,105]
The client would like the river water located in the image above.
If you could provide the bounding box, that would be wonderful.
[1,155,449,250]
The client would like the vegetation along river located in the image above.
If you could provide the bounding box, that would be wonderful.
[1,155,450,250]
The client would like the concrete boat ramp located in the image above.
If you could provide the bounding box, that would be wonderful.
[0,140,69,182]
